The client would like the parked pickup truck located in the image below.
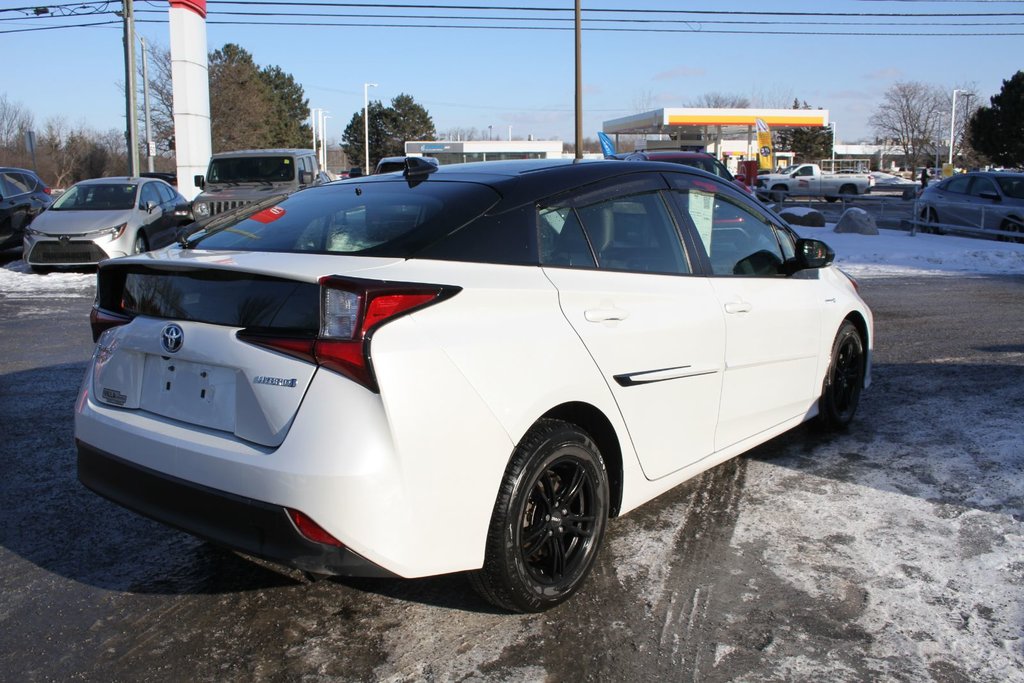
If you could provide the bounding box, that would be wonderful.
[757,164,875,201]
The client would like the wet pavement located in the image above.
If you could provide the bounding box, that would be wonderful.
[1,262,1022,682]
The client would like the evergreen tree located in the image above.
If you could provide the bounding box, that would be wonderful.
[775,99,832,164]
[260,65,312,149]
[968,71,1024,167]
[342,94,435,171]
[208,44,273,152]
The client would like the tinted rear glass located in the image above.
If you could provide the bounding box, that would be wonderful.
[192,180,501,257]
[122,270,319,330]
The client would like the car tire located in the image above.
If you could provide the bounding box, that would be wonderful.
[29,265,53,275]
[998,218,1023,244]
[818,321,865,430]
[770,185,788,203]
[921,207,943,235]
[469,419,609,613]
[839,183,857,197]
[134,232,149,254]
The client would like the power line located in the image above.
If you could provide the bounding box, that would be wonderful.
[127,8,1024,27]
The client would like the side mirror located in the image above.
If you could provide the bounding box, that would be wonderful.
[299,170,312,185]
[793,238,835,270]
[193,174,205,190]
[144,200,157,213]
[173,202,193,224]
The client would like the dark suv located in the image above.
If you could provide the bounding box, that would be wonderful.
[0,167,52,250]
[623,151,754,196]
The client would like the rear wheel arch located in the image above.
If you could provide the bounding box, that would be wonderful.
[540,402,623,518]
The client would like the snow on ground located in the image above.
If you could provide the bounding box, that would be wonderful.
[2,227,1023,297]
[792,225,1024,278]
[0,258,93,298]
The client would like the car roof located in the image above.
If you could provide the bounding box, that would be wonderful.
[0,166,43,175]
[337,158,728,210]
[632,151,715,159]
[73,177,146,186]
[210,149,315,159]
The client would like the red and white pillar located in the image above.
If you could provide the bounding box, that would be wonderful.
[168,0,211,200]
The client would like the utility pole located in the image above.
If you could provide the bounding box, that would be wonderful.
[363,83,377,174]
[574,0,582,160]
[122,0,139,176]
[141,35,154,173]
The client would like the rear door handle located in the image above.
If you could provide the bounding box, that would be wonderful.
[724,302,752,314]
[584,308,629,323]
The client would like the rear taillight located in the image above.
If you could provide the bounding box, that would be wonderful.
[89,306,132,342]
[43,186,52,195]
[238,276,459,392]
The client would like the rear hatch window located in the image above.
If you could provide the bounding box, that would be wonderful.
[189,180,501,258]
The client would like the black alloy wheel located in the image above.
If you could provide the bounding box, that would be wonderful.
[818,321,865,430]
[470,419,609,613]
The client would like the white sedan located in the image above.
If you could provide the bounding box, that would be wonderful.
[76,158,872,612]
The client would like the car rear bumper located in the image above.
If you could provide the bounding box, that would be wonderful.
[77,440,397,578]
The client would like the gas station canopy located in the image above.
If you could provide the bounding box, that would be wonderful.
[603,108,830,136]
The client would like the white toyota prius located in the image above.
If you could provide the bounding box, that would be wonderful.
[76,158,872,612]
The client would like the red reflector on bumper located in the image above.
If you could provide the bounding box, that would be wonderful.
[287,509,345,548]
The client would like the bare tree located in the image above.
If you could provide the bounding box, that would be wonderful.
[0,93,35,167]
[869,81,946,171]
[685,92,751,108]
[139,43,176,158]
[749,86,797,110]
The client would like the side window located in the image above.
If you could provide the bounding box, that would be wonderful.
[538,206,596,268]
[575,192,690,274]
[968,177,997,197]
[673,188,785,277]
[139,182,161,208]
[945,176,970,194]
[155,182,176,204]
[2,172,31,196]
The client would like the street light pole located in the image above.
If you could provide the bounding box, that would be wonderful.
[320,112,329,170]
[948,88,967,166]
[830,121,836,169]
[363,82,377,174]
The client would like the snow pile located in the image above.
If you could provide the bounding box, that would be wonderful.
[0,259,94,298]
[793,226,1024,278]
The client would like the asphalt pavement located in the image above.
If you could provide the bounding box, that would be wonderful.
[1,250,1022,681]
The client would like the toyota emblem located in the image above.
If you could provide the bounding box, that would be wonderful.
[161,323,184,354]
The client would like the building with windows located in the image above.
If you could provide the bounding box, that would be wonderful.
[404,139,563,165]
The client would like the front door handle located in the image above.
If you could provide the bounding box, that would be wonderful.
[584,308,629,323]
[724,302,752,314]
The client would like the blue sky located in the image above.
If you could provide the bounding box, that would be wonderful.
[4,1,1022,146]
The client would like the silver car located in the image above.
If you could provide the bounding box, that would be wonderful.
[23,177,191,272]
[918,171,1024,242]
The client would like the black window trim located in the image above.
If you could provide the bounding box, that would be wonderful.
[536,171,700,277]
